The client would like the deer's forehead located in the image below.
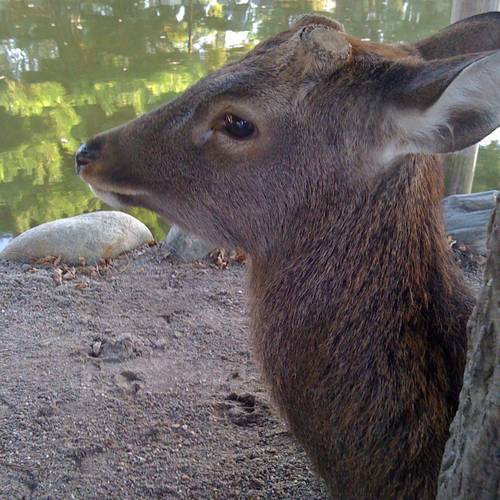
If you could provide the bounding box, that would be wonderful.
[187,67,283,103]
[189,18,418,99]
[222,34,414,85]
[184,58,293,103]
[180,29,417,109]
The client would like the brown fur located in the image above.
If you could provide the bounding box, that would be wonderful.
[248,156,472,498]
[76,13,499,499]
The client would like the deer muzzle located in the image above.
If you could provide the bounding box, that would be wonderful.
[75,134,148,209]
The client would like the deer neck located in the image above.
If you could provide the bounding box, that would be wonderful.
[247,154,473,380]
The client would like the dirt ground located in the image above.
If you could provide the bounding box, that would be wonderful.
[0,243,327,499]
[0,242,483,499]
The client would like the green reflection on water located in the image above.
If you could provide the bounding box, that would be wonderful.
[0,0,497,249]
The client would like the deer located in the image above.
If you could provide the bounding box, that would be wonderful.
[75,12,500,499]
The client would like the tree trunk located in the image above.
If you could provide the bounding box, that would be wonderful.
[437,195,500,499]
[444,0,500,195]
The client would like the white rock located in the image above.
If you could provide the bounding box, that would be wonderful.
[0,211,153,265]
[164,225,213,261]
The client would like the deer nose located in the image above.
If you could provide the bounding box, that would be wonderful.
[75,142,99,175]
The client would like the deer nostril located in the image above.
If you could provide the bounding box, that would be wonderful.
[75,142,100,175]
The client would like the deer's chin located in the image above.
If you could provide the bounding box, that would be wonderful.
[88,185,138,208]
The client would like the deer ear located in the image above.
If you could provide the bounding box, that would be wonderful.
[295,25,352,79]
[385,51,500,156]
[415,12,500,60]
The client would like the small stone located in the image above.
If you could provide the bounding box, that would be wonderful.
[164,225,214,261]
[37,404,58,417]
[100,335,143,362]
[249,477,265,489]
[91,341,102,357]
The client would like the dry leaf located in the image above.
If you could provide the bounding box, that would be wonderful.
[62,267,76,280]
[210,249,228,269]
[230,248,247,263]
[209,248,246,268]
[52,268,63,286]
[35,255,59,265]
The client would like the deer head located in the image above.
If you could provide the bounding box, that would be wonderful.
[76,13,500,256]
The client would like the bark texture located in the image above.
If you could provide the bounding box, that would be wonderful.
[438,194,499,499]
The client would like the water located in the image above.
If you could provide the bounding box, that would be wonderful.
[0,0,498,251]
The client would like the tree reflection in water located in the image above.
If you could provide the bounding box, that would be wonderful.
[0,1,497,246]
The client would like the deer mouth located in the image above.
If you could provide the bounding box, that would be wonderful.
[88,185,139,209]
[76,141,147,208]
[78,162,146,209]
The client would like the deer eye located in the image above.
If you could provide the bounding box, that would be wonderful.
[223,113,255,139]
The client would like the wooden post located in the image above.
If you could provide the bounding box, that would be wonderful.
[444,0,500,195]
[187,0,193,54]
